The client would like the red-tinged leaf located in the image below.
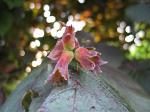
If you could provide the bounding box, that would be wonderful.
[47,40,63,61]
[47,51,74,83]
[75,47,107,73]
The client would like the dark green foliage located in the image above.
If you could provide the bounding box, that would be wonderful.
[3,0,23,9]
[0,11,13,36]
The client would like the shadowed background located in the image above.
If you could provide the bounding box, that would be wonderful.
[0,0,150,109]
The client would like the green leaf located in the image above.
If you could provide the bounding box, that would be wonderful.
[0,11,13,37]
[3,0,23,9]
[3,59,148,112]
[102,65,150,112]
[37,69,134,112]
[0,60,53,112]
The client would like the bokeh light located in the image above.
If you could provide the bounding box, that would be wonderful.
[33,28,44,38]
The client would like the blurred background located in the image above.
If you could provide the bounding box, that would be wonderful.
[0,0,150,105]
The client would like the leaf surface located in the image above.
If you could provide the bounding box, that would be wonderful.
[0,60,52,112]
